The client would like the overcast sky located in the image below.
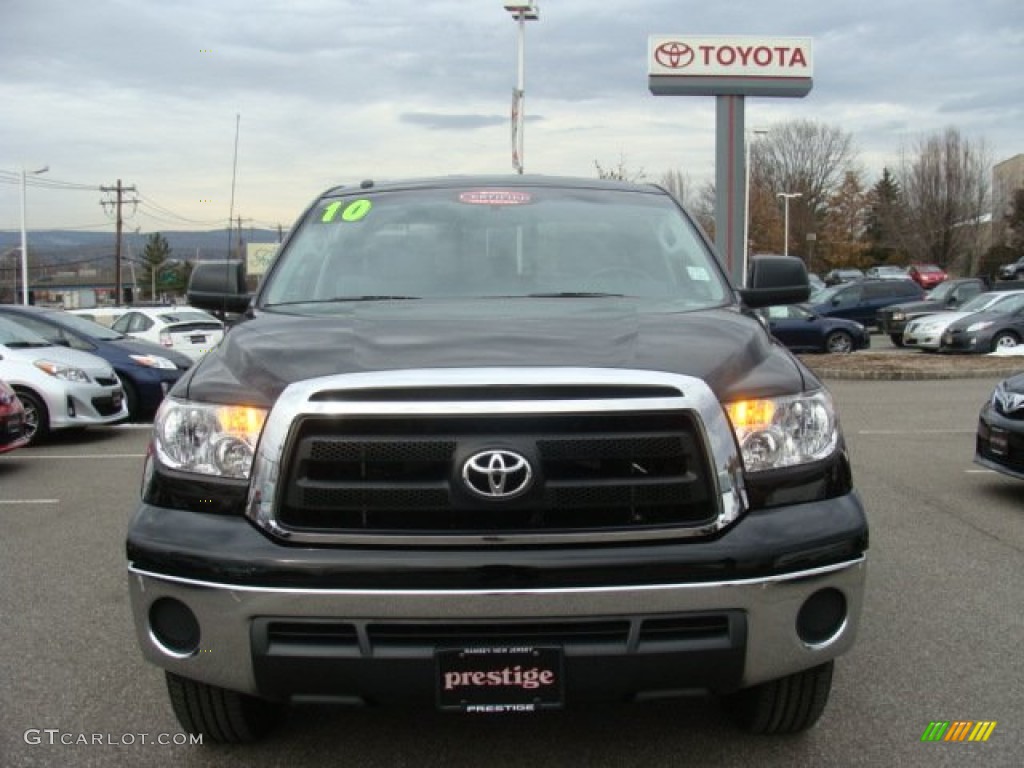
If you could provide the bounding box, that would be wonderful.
[1,0,1021,235]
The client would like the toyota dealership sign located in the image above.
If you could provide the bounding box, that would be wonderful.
[648,35,813,96]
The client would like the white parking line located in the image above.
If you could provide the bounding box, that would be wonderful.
[858,429,974,435]
[0,454,146,460]
[0,499,60,504]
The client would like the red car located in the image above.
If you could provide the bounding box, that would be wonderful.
[907,264,948,290]
[0,379,30,454]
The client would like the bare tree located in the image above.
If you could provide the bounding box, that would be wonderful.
[691,179,717,240]
[897,127,991,274]
[751,120,859,258]
[594,155,646,182]
[658,168,693,209]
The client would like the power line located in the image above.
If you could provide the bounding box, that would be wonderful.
[0,172,99,191]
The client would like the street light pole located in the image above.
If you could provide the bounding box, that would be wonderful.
[504,3,539,174]
[19,165,49,304]
[777,192,802,257]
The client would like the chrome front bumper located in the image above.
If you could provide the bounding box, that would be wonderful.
[128,556,866,698]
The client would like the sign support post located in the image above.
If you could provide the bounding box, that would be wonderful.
[648,36,813,286]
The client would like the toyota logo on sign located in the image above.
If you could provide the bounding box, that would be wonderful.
[654,41,695,69]
[461,450,533,500]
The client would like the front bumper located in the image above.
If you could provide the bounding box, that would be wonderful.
[975,402,1024,479]
[940,330,989,353]
[127,492,868,703]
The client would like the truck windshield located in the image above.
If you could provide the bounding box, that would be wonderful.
[260,185,729,309]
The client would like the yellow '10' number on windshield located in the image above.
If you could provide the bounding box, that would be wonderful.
[321,199,372,223]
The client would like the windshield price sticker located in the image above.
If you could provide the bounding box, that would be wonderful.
[436,646,563,712]
[458,190,533,206]
[321,199,373,222]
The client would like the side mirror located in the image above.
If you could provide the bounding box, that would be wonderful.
[739,255,810,308]
[187,260,251,314]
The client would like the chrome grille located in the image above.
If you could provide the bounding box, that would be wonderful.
[246,368,745,546]
[277,411,714,535]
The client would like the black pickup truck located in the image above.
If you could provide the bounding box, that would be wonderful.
[126,176,868,743]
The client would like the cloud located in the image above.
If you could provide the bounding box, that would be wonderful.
[400,113,509,131]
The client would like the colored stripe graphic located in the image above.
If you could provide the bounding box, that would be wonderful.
[921,720,996,742]
[969,722,997,742]
[945,721,973,741]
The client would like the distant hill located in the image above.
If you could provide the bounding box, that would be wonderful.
[0,229,282,265]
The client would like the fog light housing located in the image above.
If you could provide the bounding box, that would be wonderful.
[796,588,847,647]
[149,597,200,657]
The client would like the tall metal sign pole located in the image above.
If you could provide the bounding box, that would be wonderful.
[648,36,813,286]
[505,3,538,174]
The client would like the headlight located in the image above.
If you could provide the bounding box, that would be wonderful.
[892,311,905,321]
[153,398,268,479]
[34,359,90,383]
[130,354,177,370]
[966,321,993,333]
[725,391,839,472]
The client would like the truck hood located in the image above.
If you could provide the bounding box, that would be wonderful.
[178,300,811,407]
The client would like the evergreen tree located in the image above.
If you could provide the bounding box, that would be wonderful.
[862,168,906,264]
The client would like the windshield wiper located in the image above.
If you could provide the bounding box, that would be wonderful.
[2,341,50,348]
[266,296,422,307]
[520,292,627,298]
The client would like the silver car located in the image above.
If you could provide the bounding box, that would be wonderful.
[0,317,128,444]
[903,290,1024,350]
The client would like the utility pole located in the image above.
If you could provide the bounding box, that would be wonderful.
[100,180,139,304]
[234,215,253,259]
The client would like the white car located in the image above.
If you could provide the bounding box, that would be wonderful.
[110,306,225,361]
[67,306,131,328]
[0,317,128,444]
[903,290,1024,350]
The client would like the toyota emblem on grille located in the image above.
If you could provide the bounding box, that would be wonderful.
[461,450,533,500]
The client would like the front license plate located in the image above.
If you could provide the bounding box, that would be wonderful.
[436,646,564,713]
[990,427,1009,456]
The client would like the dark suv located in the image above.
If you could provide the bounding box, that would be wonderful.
[997,255,1024,281]
[809,278,924,327]
[126,175,868,743]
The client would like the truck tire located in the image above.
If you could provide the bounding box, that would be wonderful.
[165,672,284,744]
[724,661,834,734]
[889,333,904,347]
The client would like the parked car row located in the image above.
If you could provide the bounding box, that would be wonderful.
[902,291,1024,353]
[821,263,949,291]
[807,278,925,328]
[0,317,127,445]
[0,303,227,445]
[877,277,994,346]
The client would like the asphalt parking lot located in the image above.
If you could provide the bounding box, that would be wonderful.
[1,372,1022,767]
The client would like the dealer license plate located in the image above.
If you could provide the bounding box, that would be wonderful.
[989,427,1009,456]
[436,646,563,713]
